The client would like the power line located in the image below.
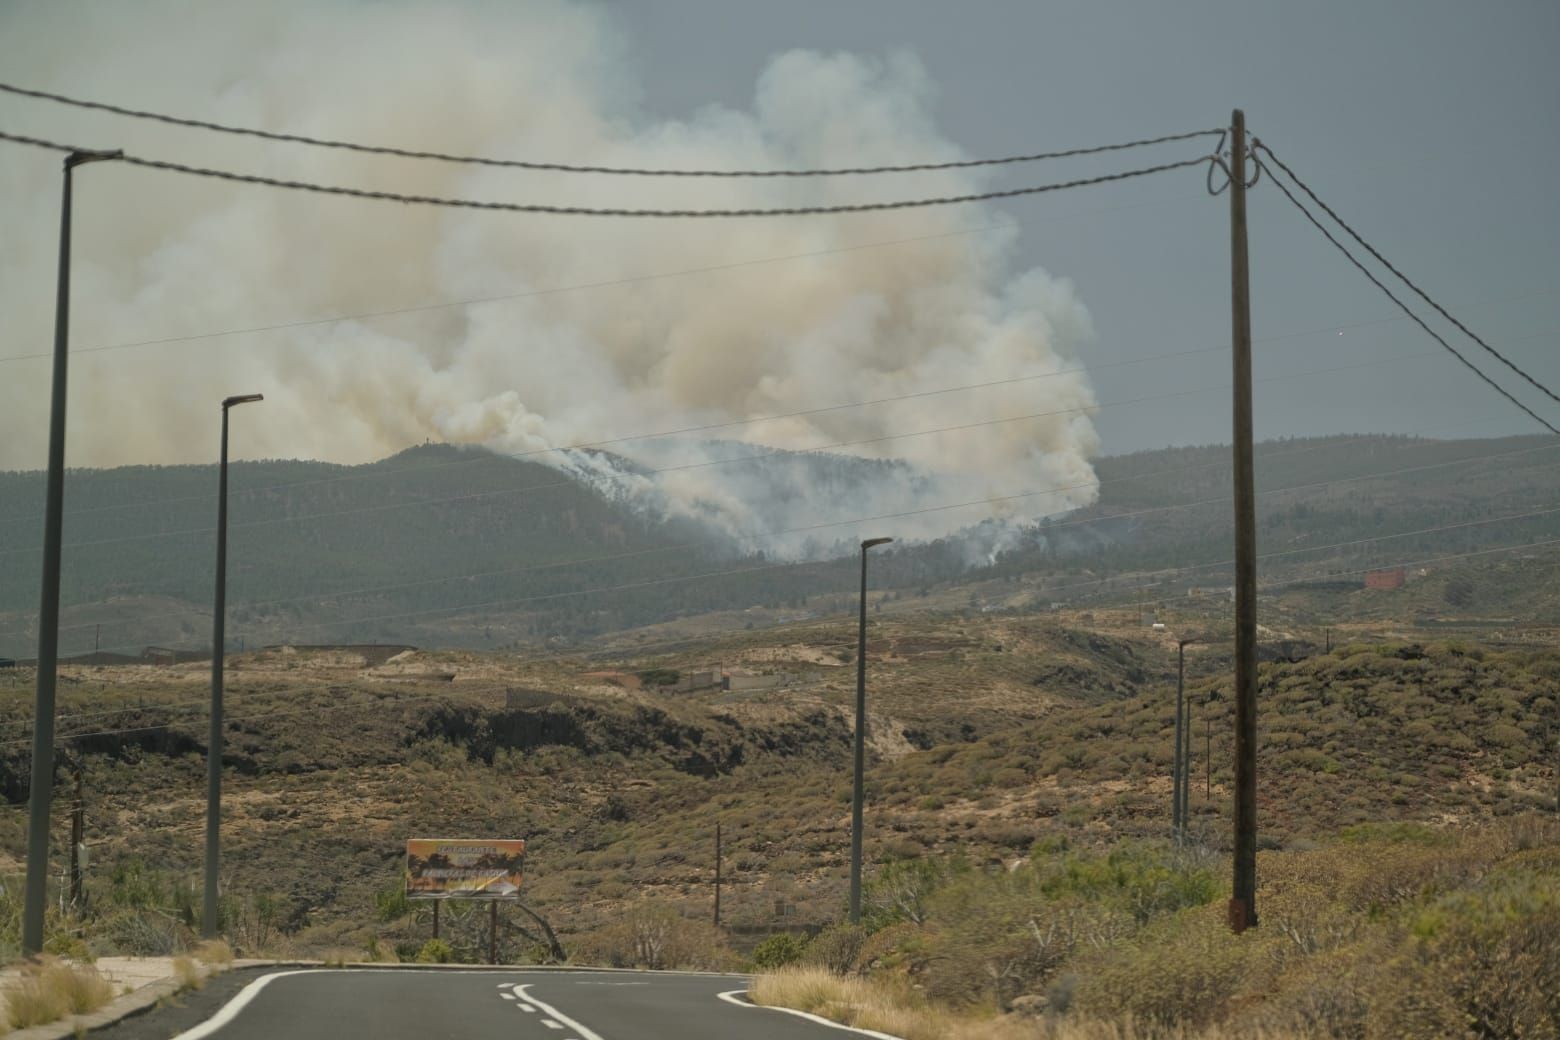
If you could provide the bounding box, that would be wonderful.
[1252,145,1560,436]
[1253,139,1560,409]
[0,82,1219,177]
[0,129,1212,218]
[0,218,1018,364]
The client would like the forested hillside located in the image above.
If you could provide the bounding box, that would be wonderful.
[2,433,1556,656]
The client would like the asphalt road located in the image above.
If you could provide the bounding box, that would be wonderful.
[142,968,879,1040]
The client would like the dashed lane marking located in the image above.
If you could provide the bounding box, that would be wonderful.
[515,984,606,1040]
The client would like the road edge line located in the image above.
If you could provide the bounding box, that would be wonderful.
[716,989,907,1040]
[168,969,327,1040]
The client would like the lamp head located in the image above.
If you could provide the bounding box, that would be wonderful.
[861,537,894,551]
[223,394,264,409]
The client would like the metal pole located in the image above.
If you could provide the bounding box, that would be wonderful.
[713,821,722,928]
[205,394,261,940]
[203,405,230,940]
[24,149,120,956]
[1173,642,1186,840]
[69,765,83,908]
[1182,693,1194,832]
[1228,108,1259,933]
[433,900,440,940]
[849,536,892,923]
[489,901,498,965]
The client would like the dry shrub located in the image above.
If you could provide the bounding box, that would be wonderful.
[571,900,737,971]
[1071,905,1271,1030]
[172,956,204,991]
[4,958,114,1029]
[751,967,1307,1040]
[1366,900,1560,1038]
[803,923,868,974]
[194,939,234,967]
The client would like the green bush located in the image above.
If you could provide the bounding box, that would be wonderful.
[751,932,809,969]
[415,938,454,963]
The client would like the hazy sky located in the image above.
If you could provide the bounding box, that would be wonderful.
[1,0,1556,472]
[613,0,1560,451]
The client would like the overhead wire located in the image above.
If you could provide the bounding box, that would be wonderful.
[1253,139,1560,409]
[1251,143,1560,436]
[0,129,1213,218]
[0,81,1219,177]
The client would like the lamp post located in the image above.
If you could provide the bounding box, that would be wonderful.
[1174,637,1198,843]
[849,536,893,924]
[23,148,122,956]
[204,394,262,939]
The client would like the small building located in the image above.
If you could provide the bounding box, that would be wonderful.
[1364,567,1406,590]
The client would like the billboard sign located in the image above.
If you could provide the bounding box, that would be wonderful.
[405,839,525,900]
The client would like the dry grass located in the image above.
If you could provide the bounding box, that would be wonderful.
[3,958,114,1029]
[171,956,204,991]
[750,967,1320,1040]
[193,939,234,967]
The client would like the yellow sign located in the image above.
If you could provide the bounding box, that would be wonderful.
[405,839,525,900]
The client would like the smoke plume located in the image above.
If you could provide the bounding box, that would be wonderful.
[0,1,1101,558]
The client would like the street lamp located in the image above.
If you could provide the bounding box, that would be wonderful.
[204,393,263,938]
[849,536,893,924]
[23,148,122,955]
[1173,637,1198,844]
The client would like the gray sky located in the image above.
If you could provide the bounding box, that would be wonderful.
[1,0,1556,473]
[613,0,1560,452]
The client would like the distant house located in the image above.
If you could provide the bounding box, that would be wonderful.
[1363,567,1406,590]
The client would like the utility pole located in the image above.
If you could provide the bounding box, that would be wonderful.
[489,902,498,965]
[24,147,122,957]
[1181,683,1194,836]
[713,821,722,928]
[850,537,893,924]
[1228,108,1259,933]
[1172,641,1186,841]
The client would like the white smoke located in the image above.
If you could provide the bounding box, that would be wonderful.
[0,1,1101,559]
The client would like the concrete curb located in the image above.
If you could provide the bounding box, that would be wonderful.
[6,971,189,1040]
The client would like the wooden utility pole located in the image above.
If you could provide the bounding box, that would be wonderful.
[713,822,722,928]
[1228,108,1259,933]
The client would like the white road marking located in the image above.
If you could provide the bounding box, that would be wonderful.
[501,991,516,1000]
[518,1002,537,1012]
[717,989,908,1040]
[169,970,327,1040]
[516,984,607,1040]
[542,1021,563,1030]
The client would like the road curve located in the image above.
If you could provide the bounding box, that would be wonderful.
[161,967,888,1040]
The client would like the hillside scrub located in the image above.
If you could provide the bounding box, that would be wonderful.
[755,817,1560,1038]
